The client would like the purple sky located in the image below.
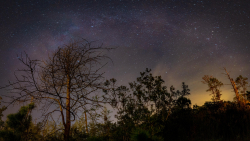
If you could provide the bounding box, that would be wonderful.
[1,0,250,121]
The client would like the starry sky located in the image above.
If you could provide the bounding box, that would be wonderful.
[1,0,250,119]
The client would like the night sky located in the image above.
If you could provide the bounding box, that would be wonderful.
[1,0,250,120]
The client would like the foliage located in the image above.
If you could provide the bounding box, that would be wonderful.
[202,75,224,102]
[2,66,250,141]
[193,101,250,141]
[42,120,64,141]
[0,103,42,141]
[130,128,163,141]
[233,75,249,101]
[130,128,151,141]
[104,68,191,141]
[71,113,87,136]
[235,75,249,94]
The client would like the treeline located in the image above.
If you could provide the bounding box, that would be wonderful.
[0,39,250,141]
[0,68,250,141]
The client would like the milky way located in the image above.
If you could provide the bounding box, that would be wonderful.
[1,1,250,119]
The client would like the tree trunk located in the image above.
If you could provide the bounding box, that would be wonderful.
[65,75,71,141]
[224,68,241,103]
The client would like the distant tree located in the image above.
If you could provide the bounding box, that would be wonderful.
[42,120,64,140]
[174,97,191,110]
[71,113,87,135]
[179,82,191,97]
[82,106,112,140]
[223,68,242,104]
[100,106,112,138]
[171,82,191,110]
[0,103,42,141]
[88,110,101,137]
[70,112,91,141]
[235,75,249,100]
[0,39,114,141]
[104,68,189,141]
[223,68,250,108]
[202,75,224,102]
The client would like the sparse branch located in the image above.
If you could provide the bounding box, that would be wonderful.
[0,39,115,141]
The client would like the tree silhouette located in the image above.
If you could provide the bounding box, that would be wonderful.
[174,97,191,110]
[202,75,223,102]
[104,69,190,141]
[235,75,249,100]
[0,39,114,141]
[223,68,246,107]
[0,103,42,141]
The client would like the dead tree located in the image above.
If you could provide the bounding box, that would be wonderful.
[1,39,114,141]
[223,68,241,103]
[223,67,249,108]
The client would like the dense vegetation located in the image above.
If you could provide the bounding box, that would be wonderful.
[0,68,250,141]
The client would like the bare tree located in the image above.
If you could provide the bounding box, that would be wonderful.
[1,39,114,141]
